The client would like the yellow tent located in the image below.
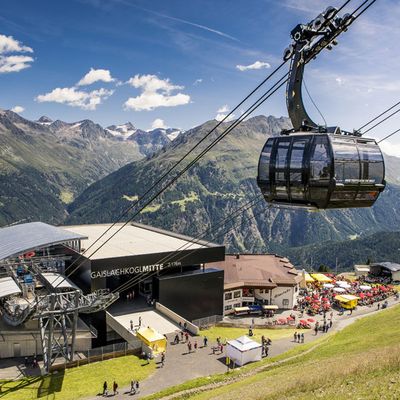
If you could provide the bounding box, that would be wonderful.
[335,294,359,310]
[136,327,167,355]
[305,273,315,283]
[310,273,333,283]
[300,271,314,288]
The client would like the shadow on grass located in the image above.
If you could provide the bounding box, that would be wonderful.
[37,371,65,398]
[0,371,65,399]
[0,377,42,398]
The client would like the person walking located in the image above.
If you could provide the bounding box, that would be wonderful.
[203,336,208,347]
[174,333,179,344]
[113,381,118,395]
[161,352,165,367]
[180,330,184,342]
[314,323,319,335]
[187,341,192,353]
[135,381,140,394]
[138,316,142,327]
[329,319,333,328]
[194,341,197,351]
[102,381,107,396]
[294,332,298,342]
[130,320,133,331]
[130,380,136,395]
[185,332,189,343]
[301,333,304,343]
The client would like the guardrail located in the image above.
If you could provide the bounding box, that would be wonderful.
[49,342,140,372]
[192,315,223,329]
[155,302,199,335]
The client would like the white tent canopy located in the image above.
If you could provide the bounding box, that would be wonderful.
[359,285,372,291]
[226,335,262,366]
[323,283,334,289]
[333,287,346,293]
[336,281,351,288]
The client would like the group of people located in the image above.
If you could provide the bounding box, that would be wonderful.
[293,332,305,343]
[102,381,119,397]
[125,290,135,302]
[129,316,142,331]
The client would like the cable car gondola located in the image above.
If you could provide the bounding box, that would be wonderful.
[257,6,386,209]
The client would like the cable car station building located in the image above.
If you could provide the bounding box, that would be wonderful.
[0,221,225,361]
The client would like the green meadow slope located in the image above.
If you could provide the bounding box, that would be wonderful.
[190,306,400,400]
[143,305,400,400]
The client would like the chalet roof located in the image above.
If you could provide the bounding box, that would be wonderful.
[207,254,301,289]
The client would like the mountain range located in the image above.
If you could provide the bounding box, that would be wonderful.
[65,115,400,266]
[1,110,399,269]
[0,110,181,226]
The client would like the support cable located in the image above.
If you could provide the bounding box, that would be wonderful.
[61,0,373,287]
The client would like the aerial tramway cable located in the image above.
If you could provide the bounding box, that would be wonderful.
[63,60,289,276]
[112,195,267,295]
[65,73,290,280]
[62,0,375,286]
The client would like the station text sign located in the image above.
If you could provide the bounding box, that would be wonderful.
[90,261,182,279]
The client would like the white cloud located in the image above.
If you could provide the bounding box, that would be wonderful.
[124,74,190,111]
[236,61,271,71]
[380,141,400,158]
[335,77,345,86]
[0,34,33,54]
[0,55,34,73]
[0,34,34,74]
[11,105,24,113]
[127,74,182,93]
[77,68,115,86]
[217,105,229,113]
[151,118,167,129]
[36,87,114,110]
[193,78,203,86]
[215,104,235,122]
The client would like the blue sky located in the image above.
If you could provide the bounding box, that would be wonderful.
[1,0,400,154]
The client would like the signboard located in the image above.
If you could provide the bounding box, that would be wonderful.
[90,261,181,279]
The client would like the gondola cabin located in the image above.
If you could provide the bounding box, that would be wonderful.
[257,133,385,209]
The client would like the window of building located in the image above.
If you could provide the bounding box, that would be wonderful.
[233,303,241,308]
[224,305,232,311]
[225,292,232,301]
[259,289,264,294]
[282,299,289,307]
[233,290,241,298]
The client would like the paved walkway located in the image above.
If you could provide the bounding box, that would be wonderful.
[88,296,400,400]
[111,310,180,336]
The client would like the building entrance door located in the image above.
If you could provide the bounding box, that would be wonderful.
[13,343,21,357]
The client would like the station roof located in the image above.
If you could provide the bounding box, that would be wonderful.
[41,272,79,291]
[0,222,87,262]
[208,254,301,290]
[0,277,22,298]
[63,223,217,260]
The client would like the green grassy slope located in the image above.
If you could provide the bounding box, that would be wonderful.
[188,305,400,400]
[0,354,155,400]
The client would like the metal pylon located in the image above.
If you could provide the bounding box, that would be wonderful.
[38,291,80,372]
